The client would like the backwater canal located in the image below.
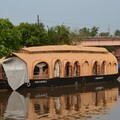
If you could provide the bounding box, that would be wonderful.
[0,80,120,120]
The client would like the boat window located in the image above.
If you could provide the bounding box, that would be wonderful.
[112,63,117,73]
[107,62,112,74]
[101,61,106,75]
[54,60,61,77]
[64,62,72,77]
[92,61,100,75]
[113,63,117,67]
[34,66,39,75]
[74,61,80,76]
[33,62,48,79]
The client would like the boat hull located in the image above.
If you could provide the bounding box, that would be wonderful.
[0,74,118,90]
[18,80,118,98]
[0,80,8,89]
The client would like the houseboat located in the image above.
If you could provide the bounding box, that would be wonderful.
[0,45,118,90]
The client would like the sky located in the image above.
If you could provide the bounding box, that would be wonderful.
[0,0,120,34]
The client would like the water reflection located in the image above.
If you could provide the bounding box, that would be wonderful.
[4,91,28,120]
[0,82,119,120]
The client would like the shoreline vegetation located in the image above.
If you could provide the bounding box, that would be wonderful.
[0,18,120,58]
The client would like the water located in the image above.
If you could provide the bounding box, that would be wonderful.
[0,81,120,120]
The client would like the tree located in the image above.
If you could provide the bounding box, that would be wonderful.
[69,31,82,45]
[78,26,99,38]
[79,27,90,38]
[47,27,58,45]
[99,32,109,36]
[47,25,71,45]
[114,29,120,36]
[0,19,21,57]
[55,25,71,44]
[17,22,48,47]
[90,26,99,37]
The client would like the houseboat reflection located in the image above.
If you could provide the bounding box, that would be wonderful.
[0,81,119,120]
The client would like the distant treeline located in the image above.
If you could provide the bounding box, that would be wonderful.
[0,18,120,57]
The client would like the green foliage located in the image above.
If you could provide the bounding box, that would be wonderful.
[17,22,48,47]
[114,29,120,36]
[0,18,21,57]
[47,25,71,45]
[0,18,14,30]
[99,32,109,36]
[104,46,114,52]
[55,25,71,44]
[90,26,99,37]
[78,26,99,38]
[79,27,90,38]
[47,27,58,45]
[0,46,12,58]
[0,18,120,58]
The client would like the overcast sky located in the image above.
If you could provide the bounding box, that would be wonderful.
[0,0,120,34]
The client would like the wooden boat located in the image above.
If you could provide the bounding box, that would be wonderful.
[0,45,118,90]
